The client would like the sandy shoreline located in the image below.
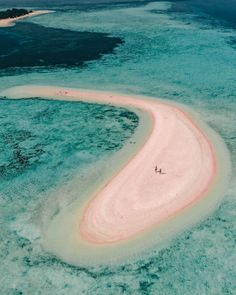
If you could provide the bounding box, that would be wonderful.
[1,85,221,246]
[0,10,54,27]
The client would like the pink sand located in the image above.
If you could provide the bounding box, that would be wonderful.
[78,92,216,244]
[0,10,53,27]
[1,86,217,245]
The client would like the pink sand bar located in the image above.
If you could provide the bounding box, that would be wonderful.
[78,92,216,244]
[1,85,218,246]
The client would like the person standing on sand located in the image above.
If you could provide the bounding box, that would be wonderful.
[155,166,166,175]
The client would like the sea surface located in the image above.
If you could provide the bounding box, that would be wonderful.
[0,1,235,294]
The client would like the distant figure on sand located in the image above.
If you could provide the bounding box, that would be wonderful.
[155,166,165,175]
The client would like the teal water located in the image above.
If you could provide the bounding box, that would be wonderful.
[0,1,235,294]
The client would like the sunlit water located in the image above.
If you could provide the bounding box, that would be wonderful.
[0,1,235,294]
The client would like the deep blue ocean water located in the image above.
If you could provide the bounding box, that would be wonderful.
[0,1,235,294]
[0,23,122,70]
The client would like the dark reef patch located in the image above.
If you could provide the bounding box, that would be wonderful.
[0,98,138,182]
[0,22,123,71]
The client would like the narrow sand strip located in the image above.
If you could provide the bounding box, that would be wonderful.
[1,85,219,246]
[0,10,54,27]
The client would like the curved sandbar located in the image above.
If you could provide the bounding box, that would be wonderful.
[0,10,54,27]
[79,94,216,244]
[1,85,230,264]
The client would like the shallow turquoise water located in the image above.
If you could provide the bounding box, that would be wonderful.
[0,98,140,294]
[0,1,235,294]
